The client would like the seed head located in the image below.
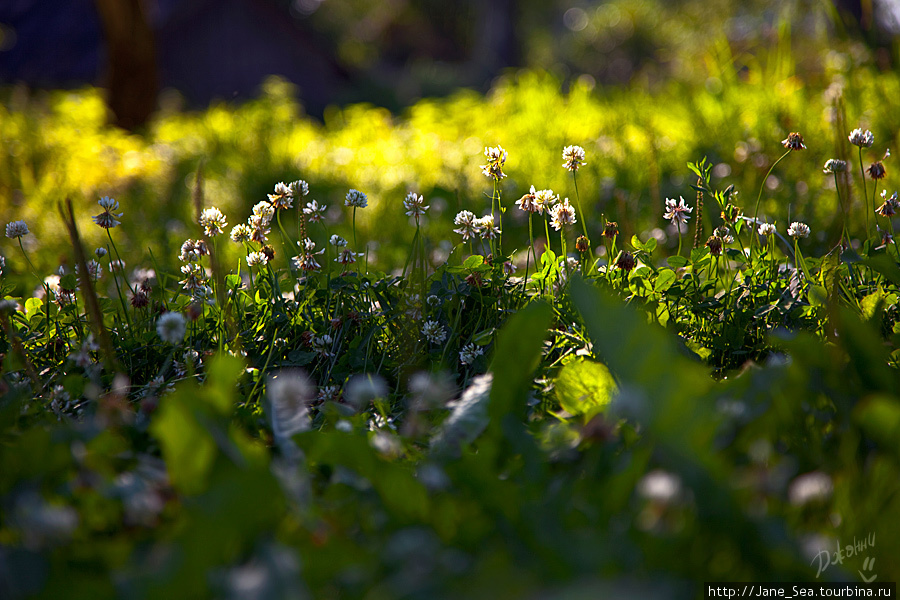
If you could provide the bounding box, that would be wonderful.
[575,235,590,253]
[868,162,886,180]
[615,250,636,272]
[781,132,806,151]
[603,222,619,239]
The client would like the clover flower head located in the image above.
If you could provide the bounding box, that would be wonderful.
[849,128,874,148]
[0,255,5,276]
[179,263,207,290]
[110,259,125,272]
[252,201,275,224]
[421,320,447,345]
[267,369,313,441]
[477,215,501,239]
[268,182,294,210]
[335,248,361,266]
[562,145,586,171]
[453,210,479,241]
[230,223,252,243]
[758,222,777,236]
[604,221,619,239]
[95,247,108,258]
[787,222,811,239]
[823,159,847,174]
[156,312,186,344]
[781,132,806,151]
[481,145,507,180]
[303,200,327,222]
[706,235,723,256]
[515,186,538,213]
[868,162,886,180]
[179,239,208,262]
[292,180,309,198]
[459,343,484,366]
[330,234,348,247]
[403,192,430,218]
[248,215,271,243]
[199,207,227,237]
[98,196,119,212]
[345,189,368,208]
[663,196,693,225]
[5,221,29,239]
[549,197,577,231]
[615,250,636,272]
[92,196,123,229]
[713,226,734,244]
[246,251,269,267]
[76,259,103,281]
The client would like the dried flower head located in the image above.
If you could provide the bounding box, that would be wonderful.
[481,146,507,180]
[603,221,619,239]
[199,207,227,237]
[403,192,430,218]
[130,290,150,308]
[787,222,811,239]
[849,128,875,148]
[562,145,586,171]
[823,159,847,174]
[575,235,590,253]
[663,196,693,224]
[156,312,186,344]
[6,220,30,239]
[615,250,636,272]
[550,197,577,231]
[345,189,368,208]
[721,203,742,225]
[868,162,886,180]
[706,235,723,256]
[781,132,806,151]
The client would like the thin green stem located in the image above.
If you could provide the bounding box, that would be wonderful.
[573,171,589,239]
[753,149,791,252]
[859,147,870,240]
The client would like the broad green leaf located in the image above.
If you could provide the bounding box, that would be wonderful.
[654,269,676,292]
[24,297,42,317]
[463,255,484,269]
[555,358,617,420]
[667,255,689,268]
[150,386,216,495]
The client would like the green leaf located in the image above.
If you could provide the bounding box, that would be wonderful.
[555,358,617,420]
[150,384,217,495]
[654,269,676,292]
[59,273,77,290]
[667,255,689,269]
[463,255,484,269]
[24,297,43,317]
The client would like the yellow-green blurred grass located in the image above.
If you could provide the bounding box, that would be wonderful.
[2,60,899,285]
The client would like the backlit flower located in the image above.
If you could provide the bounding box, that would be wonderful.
[246,251,269,267]
[230,223,252,242]
[533,189,558,215]
[823,159,847,174]
[549,197,577,231]
[403,192,429,218]
[303,200,327,222]
[199,207,227,237]
[267,182,294,210]
[330,234,348,247]
[516,186,538,213]
[179,239,208,263]
[758,222,777,236]
[787,222,810,239]
[453,210,479,241]
[481,146,507,180]
[663,196,692,225]
[345,189,368,208]
[421,320,447,345]
[562,145,586,171]
[477,215,501,239]
[849,128,874,148]
[156,312,186,344]
[781,132,806,150]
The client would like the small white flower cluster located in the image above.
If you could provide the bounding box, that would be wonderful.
[403,192,429,218]
[452,211,502,241]
[303,199,327,223]
[758,222,777,236]
[787,222,811,239]
[516,186,558,215]
[311,333,333,357]
[199,207,227,237]
[549,198,577,231]
[345,189,368,208]
[156,312,186,344]
[5,220,29,239]
[663,196,693,225]
[92,196,123,229]
[481,146,507,180]
[292,238,325,272]
[562,145,586,171]
[459,342,483,366]
[849,128,875,148]
[75,259,103,282]
[421,320,447,345]
[179,239,209,263]
[246,251,269,267]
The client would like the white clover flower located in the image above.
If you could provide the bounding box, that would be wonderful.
[98,196,119,211]
[459,343,483,366]
[421,320,447,344]
[533,189,558,215]
[268,182,294,210]
[345,189,368,208]
[823,159,847,174]
[179,263,206,290]
[312,334,333,357]
[110,259,126,272]
[562,145,586,171]
[334,248,360,266]
[758,222,777,236]
[426,294,441,307]
[92,196,123,229]
[515,186,539,213]
[713,226,734,245]
[477,215,501,239]
[481,145,507,180]
[788,471,833,506]
[76,259,103,281]
[663,196,693,225]
[329,234,348,247]
[787,222,810,239]
[453,210,479,241]
[267,369,313,442]
[403,192,430,218]
[179,239,208,262]
[303,200,327,222]
[6,220,30,239]
[95,247,108,258]
[199,207,227,237]
[0,255,5,276]
[637,469,683,504]
[252,201,275,224]
[292,180,309,198]
[549,197,577,231]
[849,128,874,148]
[156,312,186,344]
[230,223,252,242]
[246,251,269,267]
[317,384,341,403]
[344,373,388,410]
[248,215,271,243]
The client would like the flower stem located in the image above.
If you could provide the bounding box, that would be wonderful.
[753,149,791,252]
[859,147,870,240]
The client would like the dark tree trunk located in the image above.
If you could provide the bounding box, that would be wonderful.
[93,0,158,130]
